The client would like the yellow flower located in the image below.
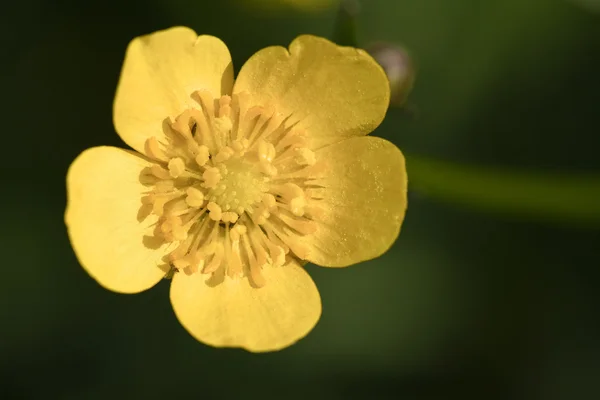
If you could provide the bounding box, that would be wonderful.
[65,27,407,352]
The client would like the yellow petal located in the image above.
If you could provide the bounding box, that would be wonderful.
[65,147,171,293]
[233,35,390,149]
[303,136,407,266]
[170,260,321,352]
[114,27,234,155]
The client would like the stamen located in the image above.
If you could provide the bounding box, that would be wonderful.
[151,195,170,216]
[139,91,321,288]
[258,140,276,163]
[289,196,306,216]
[170,218,188,241]
[207,202,222,221]
[195,145,210,167]
[262,193,276,210]
[185,187,205,208]
[214,116,233,136]
[145,137,167,161]
[222,212,239,223]
[202,167,221,188]
[154,180,175,192]
[190,108,212,150]
[203,243,224,274]
[231,139,249,155]
[150,165,171,180]
[218,95,232,118]
[172,110,194,139]
[227,233,243,278]
[168,157,186,178]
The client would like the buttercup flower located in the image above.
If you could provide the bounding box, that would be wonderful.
[65,27,407,352]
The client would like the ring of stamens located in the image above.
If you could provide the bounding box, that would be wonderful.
[139,90,325,287]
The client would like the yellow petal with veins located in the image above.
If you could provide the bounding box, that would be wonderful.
[65,147,171,293]
[114,27,234,156]
[302,136,407,266]
[170,260,321,352]
[232,35,390,149]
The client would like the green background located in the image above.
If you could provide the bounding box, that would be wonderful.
[1,0,599,398]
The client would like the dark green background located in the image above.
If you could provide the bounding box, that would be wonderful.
[2,0,599,398]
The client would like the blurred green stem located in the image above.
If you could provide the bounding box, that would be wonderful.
[407,155,600,225]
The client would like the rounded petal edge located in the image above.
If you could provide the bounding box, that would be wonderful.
[233,34,390,149]
[65,146,171,293]
[170,260,322,352]
[114,27,234,155]
[302,136,408,267]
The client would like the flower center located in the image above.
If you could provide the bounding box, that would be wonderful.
[207,157,267,216]
[139,90,324,287]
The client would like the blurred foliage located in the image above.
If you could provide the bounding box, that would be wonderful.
[333,0,600,225]
[240,0,339,13]
[570,0,600,12]
[1,0,599,399]
[408,155,600,225]
[332,0,359,46]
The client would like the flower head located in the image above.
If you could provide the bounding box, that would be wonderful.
[65,27,407,352]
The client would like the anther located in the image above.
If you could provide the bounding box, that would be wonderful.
[202,167,221,188]
[267,243,285,267]
[282,183,304,199]
[185,187,205,208]
[230,224,247,241]
[183,262,199,276]
[258,140,276,163]
[207,202,222,221]
[168,157,186,178]
[289,196,306,216]
[195,145,210,167]
[231,139,247,154]
[218,95,232,118]
[222,212,239,223]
